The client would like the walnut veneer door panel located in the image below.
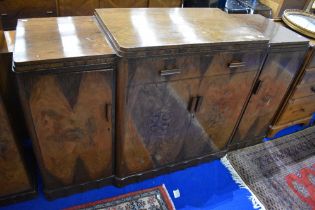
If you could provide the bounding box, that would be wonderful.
[0,0,56,30]
[232,50,306,144]
[22,70,113,189]
[0,95,31,197]
[117,71,257,177]
[100,0,148,8]
[58,0,100,16]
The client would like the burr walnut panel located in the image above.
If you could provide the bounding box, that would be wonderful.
[117,62,259,177]
[232,50,306,143]
[21,70,113,190]
[127,51,264,86]
[0,95,32,198]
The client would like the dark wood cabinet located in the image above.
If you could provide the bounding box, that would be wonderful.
[100,0,148,8]
[14,16,116,199]
[229,15,308,148]
[0,0,56,30]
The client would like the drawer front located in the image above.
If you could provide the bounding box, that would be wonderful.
[127,51,264,86]
[100,0,148,8]
[59,0,99,16]
[20,70,114,190]
[292,83,315,99]
[299,68,315,85]
[277,95,315,125]
[148,0,182,7]
[0,0,56,29]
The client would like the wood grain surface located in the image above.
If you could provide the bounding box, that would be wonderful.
[22,70,113,189]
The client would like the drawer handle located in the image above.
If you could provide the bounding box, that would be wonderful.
[1,13,8,17]
[105,103,112,122]
[311,86,315,93]
[228,62,246,69]
[160,69,181,76]
[46,11,53,15]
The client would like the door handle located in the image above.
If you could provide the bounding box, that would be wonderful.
[188,97,198,113]
[194,96,203,112]
[160,69,181,76]
[253,80,263,95]
[228,62,246,69]
[105,103,112,122]
[188,96,203,113]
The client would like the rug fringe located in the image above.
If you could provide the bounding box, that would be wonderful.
[221,155,266,210]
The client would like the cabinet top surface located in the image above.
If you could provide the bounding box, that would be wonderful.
[232,14,309,47]
[95,8,268,54]
[13,16,115,65]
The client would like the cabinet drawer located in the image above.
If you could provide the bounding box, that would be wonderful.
[292,83,315,99]
[299,68,315,85]
[0,0,56,29]
[277,95,315,125]
[127,51,264,86]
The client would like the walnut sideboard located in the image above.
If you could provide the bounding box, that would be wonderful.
[13,8,309,199]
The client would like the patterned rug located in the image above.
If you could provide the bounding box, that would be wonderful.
[65,185,175,210]
[222,126,315,210]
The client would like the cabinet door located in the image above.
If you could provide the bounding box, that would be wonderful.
[21,70,113,190]
[117,71,257,177]
[58,0,100,16]
[231,51,306,146]
[0,95,32,197]
[0,0,56,30]
[100,0,148,8]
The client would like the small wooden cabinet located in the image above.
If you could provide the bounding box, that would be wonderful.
[229,15,308,148]
[269,40,315,137]
[14,16,116,199]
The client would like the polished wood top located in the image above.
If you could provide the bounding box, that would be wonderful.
[13,16,115,66]
[95,8,268,54]
[232,14,309,47]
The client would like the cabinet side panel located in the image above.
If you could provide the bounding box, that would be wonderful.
[0,95,31,197]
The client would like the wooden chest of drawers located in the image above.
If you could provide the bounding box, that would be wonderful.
[95,8,268,184]
[13,16,116,199]
[269,40,315,136]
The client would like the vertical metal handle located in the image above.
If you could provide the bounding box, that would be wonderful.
[188,97,198,113]
[194,96,203,112]
[188,96,203,113]
[105,103,112,122]
[253,80,263,95]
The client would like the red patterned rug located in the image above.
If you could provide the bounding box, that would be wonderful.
[65,185,175,210]
[222,126,315,210]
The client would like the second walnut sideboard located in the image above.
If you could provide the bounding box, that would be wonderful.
[13,8,309,199]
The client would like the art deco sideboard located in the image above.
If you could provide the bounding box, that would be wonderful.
[13,16,116,199]
[12,8,311,198]
[95,8,270,184]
